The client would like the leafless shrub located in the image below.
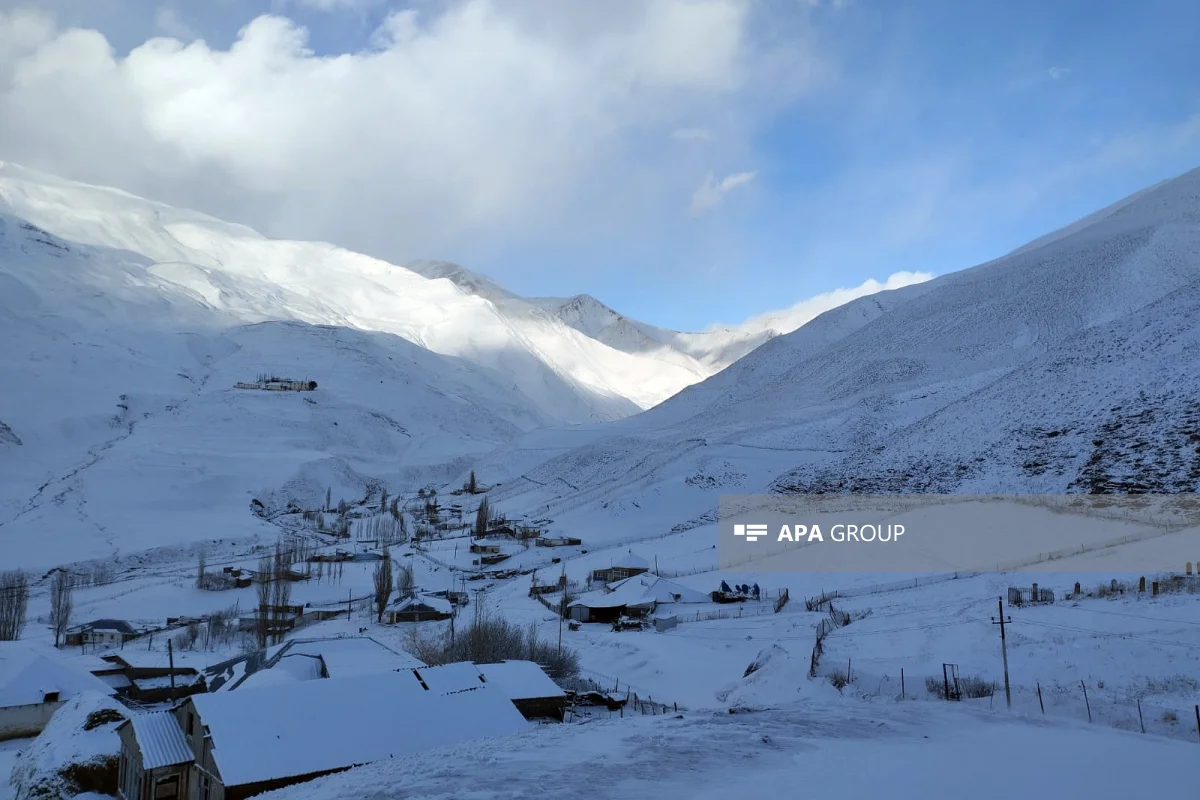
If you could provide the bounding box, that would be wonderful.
[959,675,996,699]
[198,571,237,591]
[418,610,579,682]
[396,563,415,598]
[173,623,201,651]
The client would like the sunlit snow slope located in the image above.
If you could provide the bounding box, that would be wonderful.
[0,161,722,419]
[482,166,1200,529]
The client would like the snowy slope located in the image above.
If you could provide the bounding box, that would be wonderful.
[0,214,589,568]
[476,166,1200,531]
[530,293,773,373]
[0,161,708,417]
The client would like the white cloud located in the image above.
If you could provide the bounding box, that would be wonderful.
[285,0,383,11]
[736,271,934,334]
[1047,66,1070,80]
[0,2,822,262]
[688,170,758,216]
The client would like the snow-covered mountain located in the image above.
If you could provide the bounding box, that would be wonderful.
[0,161,734,421]
[479,166,1200,528]
[530,294,774,373]
[0,161,915,569]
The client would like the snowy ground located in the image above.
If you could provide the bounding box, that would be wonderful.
[0,739,26,800]
[257,698,1199,800]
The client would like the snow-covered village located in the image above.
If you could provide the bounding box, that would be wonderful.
[2,2,1200,799]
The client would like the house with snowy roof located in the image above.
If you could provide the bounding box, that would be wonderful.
[116,670,529,800]
[568,574,707,624]
[588,550,651,585]
[476,660,567,721]
[64,618,152,648]
[0,641,116,740]
[386,592,454,623]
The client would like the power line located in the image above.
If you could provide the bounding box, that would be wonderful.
[1054,604,1200,626]
[1017,618,1200,650]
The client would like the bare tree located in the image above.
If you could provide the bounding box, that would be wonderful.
[0,570,30,641]
[474,496,490,538]
[255,555,272,647]
[373,547,394,623]
[396,562,414,599]
[379,488,389,514]
[325,487,332,513]
[49,569,74,648]
[269,541,292,644]
[196,550,208,589]
[467,471,477,493]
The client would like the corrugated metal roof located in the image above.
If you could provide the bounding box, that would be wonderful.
[130,711,194,770]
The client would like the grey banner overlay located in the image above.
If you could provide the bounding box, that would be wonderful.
[718,494,1200,573]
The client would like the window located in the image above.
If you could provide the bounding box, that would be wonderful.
[186,713,193,735]
[42,691,60,703]
[153,776,180,799]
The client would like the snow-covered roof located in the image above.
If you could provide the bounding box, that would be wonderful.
[188,672,528,788]
[412,662,486,694]
[610,551,649,570]
[206,636,424,692]
[129,711,194,770]
[608,574,709,605]
[476,661,565,701]
[80,618,137,634]
[394,593,453,615]
[570,574,707,611]
[0,642,116,708]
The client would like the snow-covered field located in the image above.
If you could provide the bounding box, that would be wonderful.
[254,699,1198,800]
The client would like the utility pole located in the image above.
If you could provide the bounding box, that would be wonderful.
[167,639,176,692]
[991,596,1012,709]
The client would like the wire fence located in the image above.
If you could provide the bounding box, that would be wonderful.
[815,662,1200,744]
[563,670,680,720]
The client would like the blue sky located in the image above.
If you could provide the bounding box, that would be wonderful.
[0,0,1197,330]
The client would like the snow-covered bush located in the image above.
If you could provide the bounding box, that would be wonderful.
[9,691,127,800]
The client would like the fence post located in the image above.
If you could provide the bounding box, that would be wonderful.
[1137,698,1144,733]
[1081,681,1092,723]
[1037,682,1044,714]
[1195,705,1200,743]
[901,668,905,699]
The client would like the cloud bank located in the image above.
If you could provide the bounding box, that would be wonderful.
[0,2,820,265]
